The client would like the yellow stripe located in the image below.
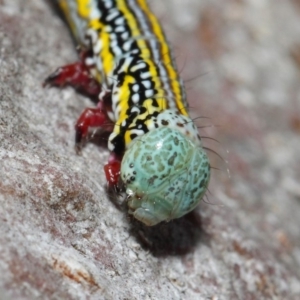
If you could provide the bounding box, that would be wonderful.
[76,0,91,18]
[136,0,188,116]
[119,74,136,124]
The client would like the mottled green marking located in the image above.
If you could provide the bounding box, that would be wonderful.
[121,127,210,226]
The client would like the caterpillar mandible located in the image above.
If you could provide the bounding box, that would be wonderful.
[45,0,210,226]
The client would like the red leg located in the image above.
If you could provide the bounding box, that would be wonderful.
[75,103,113,145]
[43,51,101,98]
[76,109,120,187]
[44,50,121,187]
[104,154,122,186]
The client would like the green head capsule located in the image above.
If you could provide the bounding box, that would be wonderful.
[121,127,210,226]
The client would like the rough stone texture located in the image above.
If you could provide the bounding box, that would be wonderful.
[0,0,300,299]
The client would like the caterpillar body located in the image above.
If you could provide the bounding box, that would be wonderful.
[46,0,210,226]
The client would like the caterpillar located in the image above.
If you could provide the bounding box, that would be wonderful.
[45,0,210,226]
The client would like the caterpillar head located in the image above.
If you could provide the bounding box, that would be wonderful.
[121,126,210,226]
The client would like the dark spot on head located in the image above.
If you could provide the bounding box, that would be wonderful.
[161,119,169,126]
[175,189,181,195]
[200,179,205,188]
[148,175,158,185]
[176,122,183,127]
[168,152,177,166]
[190,187,198,198]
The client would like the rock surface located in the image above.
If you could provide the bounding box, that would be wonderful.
[0,0,300,299]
